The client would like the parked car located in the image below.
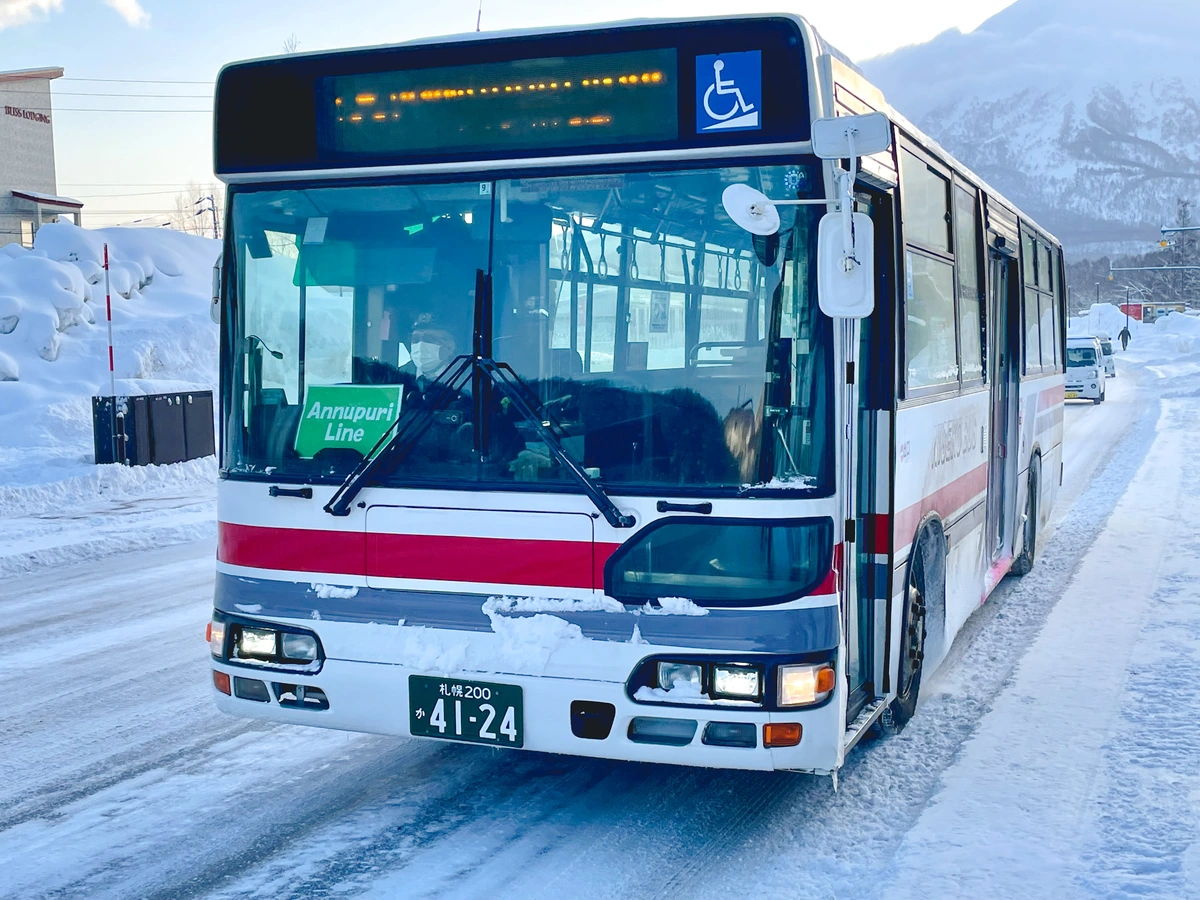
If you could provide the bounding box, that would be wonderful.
[1094,332,1116,377]
[1066,336,1106,404]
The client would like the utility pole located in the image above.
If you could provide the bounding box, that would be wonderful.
[194,195,219,241]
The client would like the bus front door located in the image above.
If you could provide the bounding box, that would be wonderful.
[986,252,1020,561]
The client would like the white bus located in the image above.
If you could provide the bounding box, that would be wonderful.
[208,14,1065,774]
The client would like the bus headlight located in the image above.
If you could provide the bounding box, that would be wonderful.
[711,664,762,700]
[778,664,836,707]
[238,627,277,660]
[281,632,319,662]
[657,662,702,691]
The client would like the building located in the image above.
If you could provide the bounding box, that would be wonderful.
[0,66,82,250]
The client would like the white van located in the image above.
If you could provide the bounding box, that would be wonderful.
[1094,332,1116,377]
[1066,336,1106,403]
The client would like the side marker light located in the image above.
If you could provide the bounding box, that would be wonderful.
[763,722,802,748]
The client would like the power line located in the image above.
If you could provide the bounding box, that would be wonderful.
[60,77,213,84]
[16,107,211,113]
[51,91,212,98]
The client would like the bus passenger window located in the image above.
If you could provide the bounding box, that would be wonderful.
[1024,288,1042,373]
[900,150,951,253]
[905,251,958,389]
[954,187,983,382]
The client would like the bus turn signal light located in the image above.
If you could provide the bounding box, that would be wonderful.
[213,670,231,695]
[763,723,802,748]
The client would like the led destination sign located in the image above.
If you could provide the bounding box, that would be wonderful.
[322,50,677,157]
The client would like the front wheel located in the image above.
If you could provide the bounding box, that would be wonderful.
[1011,467,1039,575]
[881,545,928,733]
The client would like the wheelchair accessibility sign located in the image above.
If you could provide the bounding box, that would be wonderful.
[696,51,762,133]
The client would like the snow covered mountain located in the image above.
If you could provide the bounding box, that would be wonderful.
[861,0,1200,257]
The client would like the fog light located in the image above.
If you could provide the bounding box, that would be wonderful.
[238,627,276,659]
[711,664,762,700]
[657,662,702,691]
[281,632,318,662]
[763,722,802,747]
[778,664,835,707]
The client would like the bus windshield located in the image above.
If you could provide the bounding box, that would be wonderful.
[1066,346,1097,366]
[225,162,832,495]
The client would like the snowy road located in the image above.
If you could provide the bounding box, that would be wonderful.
[0,360,1190,899]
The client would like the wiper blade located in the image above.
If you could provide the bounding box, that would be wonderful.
[478,358,635,529]
[323,354,474,516]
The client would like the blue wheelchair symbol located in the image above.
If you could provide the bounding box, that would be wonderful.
[696,51,762,133]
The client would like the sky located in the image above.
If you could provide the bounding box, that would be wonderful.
[0,0,1018,228]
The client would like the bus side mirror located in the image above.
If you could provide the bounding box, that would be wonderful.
[210,252,222,325]
[810,113,890,320]
[818,212,875,319]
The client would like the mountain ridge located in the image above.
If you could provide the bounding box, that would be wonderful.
[860,0,1200,257]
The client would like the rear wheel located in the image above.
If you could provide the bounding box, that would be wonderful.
[1011,464,1039,575]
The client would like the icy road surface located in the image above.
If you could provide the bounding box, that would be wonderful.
[2,361,1196,899]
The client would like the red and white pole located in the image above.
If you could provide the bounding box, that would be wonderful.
[104,243,116,399]
[102,243,124,463]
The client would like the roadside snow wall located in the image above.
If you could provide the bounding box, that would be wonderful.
[0,221,219,486]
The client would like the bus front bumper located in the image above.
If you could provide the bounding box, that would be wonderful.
[210,656,844,773]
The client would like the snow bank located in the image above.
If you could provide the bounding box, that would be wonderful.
[0,222,219,492]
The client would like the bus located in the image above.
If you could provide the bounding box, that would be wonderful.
[207,14,1065,775]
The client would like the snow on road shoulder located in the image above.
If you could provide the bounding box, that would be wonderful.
[879,383,1199,898]
[0,224,219,572]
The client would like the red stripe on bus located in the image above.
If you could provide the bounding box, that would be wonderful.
[368,532,604,589]
[894,462,988,549]
[1037,385,1065,411]
[218,522,619,590]
[219,522,365,575]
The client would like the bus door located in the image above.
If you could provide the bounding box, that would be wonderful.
[847,187,895,717]
[986,250,1020,560]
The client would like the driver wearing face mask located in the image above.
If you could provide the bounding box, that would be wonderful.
[407,312,458,390]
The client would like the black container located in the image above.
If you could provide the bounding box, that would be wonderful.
[93,390,215,466]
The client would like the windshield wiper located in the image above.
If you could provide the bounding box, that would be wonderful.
[323,353,474,516]
[477,357,635,529]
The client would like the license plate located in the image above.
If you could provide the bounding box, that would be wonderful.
[408,675,523,747]
[1065,391,1079,399]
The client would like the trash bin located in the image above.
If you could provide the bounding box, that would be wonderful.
[92,390,215,466]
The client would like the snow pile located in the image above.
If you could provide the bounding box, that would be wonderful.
[640,596,710,616]
[482,595,625,615]
[0,221,219,490]
[1068,302,1139,340]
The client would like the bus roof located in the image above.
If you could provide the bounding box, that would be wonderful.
[213,13,1061,247]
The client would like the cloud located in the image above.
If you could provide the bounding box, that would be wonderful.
[103,0,149,27]
[0,0,62,30]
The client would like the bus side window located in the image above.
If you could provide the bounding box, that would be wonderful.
[1024,287,1042,374]
[954,186,983,383]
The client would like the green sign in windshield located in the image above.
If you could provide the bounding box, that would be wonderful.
[295,384,402,458]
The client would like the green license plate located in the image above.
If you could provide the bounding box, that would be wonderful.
[408,675,523,748]
[1065,391,1079,399]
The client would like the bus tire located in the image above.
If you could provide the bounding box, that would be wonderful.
[882,535,930,733]
[1011,460,1040,576]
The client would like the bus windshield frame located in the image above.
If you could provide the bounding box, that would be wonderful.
[221,159,834,498]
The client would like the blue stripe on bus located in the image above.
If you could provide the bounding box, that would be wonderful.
[213,573,839,654]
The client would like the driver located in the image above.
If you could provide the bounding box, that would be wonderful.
[408,311,459,389]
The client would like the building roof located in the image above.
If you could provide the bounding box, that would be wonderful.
[0,67,65,84]
[11,190,83,209]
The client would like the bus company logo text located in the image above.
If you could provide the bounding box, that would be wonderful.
[4,106,50,125]
[930,415,980,469]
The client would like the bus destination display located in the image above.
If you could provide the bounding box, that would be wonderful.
[321,49,678,158]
